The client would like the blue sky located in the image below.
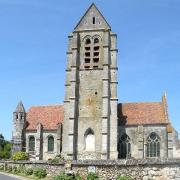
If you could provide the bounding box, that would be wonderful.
[0,0,180,140]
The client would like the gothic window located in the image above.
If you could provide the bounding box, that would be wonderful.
[118,134,131,159]
[84,37,100,69]
[29,136,35,152]
[48,136,54,152]
[147,132,160,158]
[84,128,95,151]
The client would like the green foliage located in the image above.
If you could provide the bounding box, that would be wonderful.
[53,172,82,180]
[6,166,12,173]
[87,172,99,180]
[75,173,82,180]
[48,154,64,164]
[24,168,33,176]
[33,168,47,179]
[116,176,131,180]
[0,165,4,171]
[12,151,29,161]
[53,172,69,180]
[0,134,5,150]
[0,134,11,160]
[12,166,22,174]
[0,150,11,159]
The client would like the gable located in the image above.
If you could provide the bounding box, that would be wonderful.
[74,3,111,31]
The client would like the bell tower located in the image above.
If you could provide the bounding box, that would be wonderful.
[12,101,26,153]
[62,3,118,160]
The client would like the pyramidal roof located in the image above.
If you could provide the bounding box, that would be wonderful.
[74,3,111,31]
[15,101,25,112]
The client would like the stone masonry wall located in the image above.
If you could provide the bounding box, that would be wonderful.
[1,159,180,179]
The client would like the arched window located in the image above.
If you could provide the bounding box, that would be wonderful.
[118,134,131,159]
[147,132,160,157]
[85,38,91,45]
[48,136,54,152]
[29,136,35,152]
[94,38,99,44]
[84,37,100,69]
[85,128,95,151]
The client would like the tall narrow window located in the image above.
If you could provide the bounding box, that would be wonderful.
[93,17,96,24]
[147,132,160,157]
[48,136,54,152]
[29,136,35,152]
[85,128,95,151]
[118,134,131,159]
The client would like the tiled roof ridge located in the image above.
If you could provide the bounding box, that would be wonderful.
[29,104,63,108]
[119,101,162,105]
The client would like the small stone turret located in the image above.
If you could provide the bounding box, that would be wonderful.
[12,101,26,153]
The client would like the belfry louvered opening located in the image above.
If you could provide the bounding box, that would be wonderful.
[84,37,100,69]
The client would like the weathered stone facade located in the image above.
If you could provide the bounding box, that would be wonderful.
[12,3,180,161]
[62,3,118,160]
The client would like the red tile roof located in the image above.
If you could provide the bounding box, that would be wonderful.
[26,105,64,130]
[26,101,168,130]
[118,102,167,125]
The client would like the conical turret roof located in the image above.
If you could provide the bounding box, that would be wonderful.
[15,101,25,112]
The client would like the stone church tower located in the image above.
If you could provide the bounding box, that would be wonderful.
[62,3,118,160]
[12,101,26,153]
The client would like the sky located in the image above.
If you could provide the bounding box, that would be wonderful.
[0,0,180,140]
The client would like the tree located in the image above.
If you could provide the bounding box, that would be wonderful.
[0,134,5,151]
[0,134,11,159]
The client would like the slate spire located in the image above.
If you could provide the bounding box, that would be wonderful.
[15,101,25,113]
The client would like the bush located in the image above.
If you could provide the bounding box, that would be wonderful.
[75,173,82,180]
[0,151,11,159]
[116,176,131,180]
[33,168,47,179]
[53,172,72,180]
[0,138,11,160]
[53,172,82,180]
[48,154,64,164]
[0,165,4,171]
[87,172,99,180]
[12,166,21,174]
[6,166,12,173]
[12,152,29,161]
[24,168,33,176]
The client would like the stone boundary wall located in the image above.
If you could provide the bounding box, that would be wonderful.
[1,159,180,179]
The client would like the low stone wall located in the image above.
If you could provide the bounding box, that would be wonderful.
[1,159,180,180]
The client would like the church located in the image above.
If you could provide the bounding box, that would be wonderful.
[12,3,180,161]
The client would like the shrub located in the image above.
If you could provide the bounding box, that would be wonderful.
[53,172,82,180]
[0,165,4,171]
[116,176,131,180]
[0,150,11,159]
[24,168,33,176]
[6,166,12,173]
[12,152,29,161]
[48,154,64,164]
[33,168,47,179]
[53,172,72,180]
[75,173,82,180]
[0,138,11,160]
[12,166,21,174]
[87,172,99,180]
